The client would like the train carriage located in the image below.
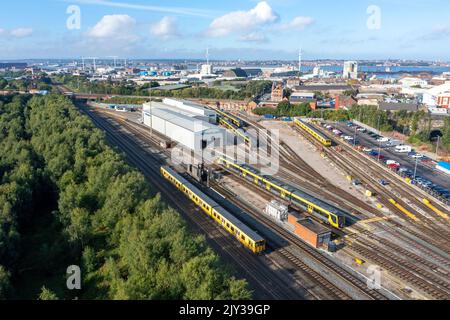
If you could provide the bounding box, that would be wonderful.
[294,118,332,147]
[218,157,345,229]
[161,166,265,253]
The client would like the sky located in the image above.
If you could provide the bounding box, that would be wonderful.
[1,0,450,60]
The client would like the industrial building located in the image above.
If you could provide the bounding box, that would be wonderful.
[142,99,226,151]
[142,104,225,151]
[162,98,217,123]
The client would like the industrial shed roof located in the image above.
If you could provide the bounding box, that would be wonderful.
[146,107,221,133]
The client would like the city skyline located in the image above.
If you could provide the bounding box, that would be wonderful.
[1,0,450,60]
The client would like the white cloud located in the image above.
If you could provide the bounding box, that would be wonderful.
[207,1,279,37]
[10,28,33,38]
[87,14,137,42]
[240,32,268,43]
[279,16,315,30]
[150,16,179,40]
[420,25,450,40]
[0,29,5,36]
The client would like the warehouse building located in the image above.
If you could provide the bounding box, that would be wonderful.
[142,102,226,151]
[163,98,217,124]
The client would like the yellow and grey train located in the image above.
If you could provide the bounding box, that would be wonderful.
[218,118,251,146]
[218,157,345,229]
[161,166,266,253]
[216,109,244,128]
[294,118,332,147]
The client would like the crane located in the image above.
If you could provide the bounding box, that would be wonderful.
[106,56,119,68]
[82,57,98,72]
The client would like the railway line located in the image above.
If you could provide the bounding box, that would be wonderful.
[229,111,450,299]
[313,126,450,243]
[211,181,389,300]
[80,106,310,300]
[85,105,391,299]
[85,105,449,300]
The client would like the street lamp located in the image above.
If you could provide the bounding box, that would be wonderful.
[413,156,419,180]
[377,115,381,162]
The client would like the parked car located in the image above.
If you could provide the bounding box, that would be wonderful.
[386,160,400,166]
[363,147,373,152]
[377,137,390,142]
[412,153,424,159]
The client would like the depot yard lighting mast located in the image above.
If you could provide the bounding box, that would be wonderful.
[298,48,302,75]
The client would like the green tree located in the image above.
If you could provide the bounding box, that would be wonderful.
[38,286,59,300]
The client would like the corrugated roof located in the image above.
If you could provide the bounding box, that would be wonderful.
[145,107,220,133]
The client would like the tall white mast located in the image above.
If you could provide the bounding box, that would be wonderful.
[298,48,302,74]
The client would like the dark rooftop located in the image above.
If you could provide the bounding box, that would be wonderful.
[379,102,419,111]
[297,217,330,235]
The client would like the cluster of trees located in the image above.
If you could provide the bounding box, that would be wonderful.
[253,101,314,118]
[442,118,450,152]
[0,76,53,92]
[57,75,271,101]
[0,94,251,299]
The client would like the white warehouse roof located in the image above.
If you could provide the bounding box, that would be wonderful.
[144,107,220,133]
[162,98,216,117]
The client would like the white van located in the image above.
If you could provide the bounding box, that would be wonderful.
[395,145,412,153]
[377,137,390,142]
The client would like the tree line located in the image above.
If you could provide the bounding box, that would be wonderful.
[0,94,251,299]
[56,75,272,101]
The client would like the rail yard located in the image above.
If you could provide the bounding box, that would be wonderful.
[79,99,450,301]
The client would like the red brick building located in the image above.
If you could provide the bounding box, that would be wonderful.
[437,94,450,108]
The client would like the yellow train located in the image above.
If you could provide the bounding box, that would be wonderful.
[161,166,266,253]
[218,118,251,145]
[218,157,345,229]
[216,109,244,128]
[294,118,332,147]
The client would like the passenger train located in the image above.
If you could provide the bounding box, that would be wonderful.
[294,118,332,147]
[218,158,345,229]
[161,166,266,253]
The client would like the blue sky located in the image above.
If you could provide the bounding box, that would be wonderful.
[1,0,450,60]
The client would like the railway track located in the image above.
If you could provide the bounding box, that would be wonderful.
[87,106,389,300]
[211,180,389,300]
[81,106,309,300]
[232,112,450,299]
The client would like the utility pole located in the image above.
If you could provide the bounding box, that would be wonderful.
[298,48,302,75]
[436,135,440,159]
[377,115,381,161]
[413,156,419,180]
